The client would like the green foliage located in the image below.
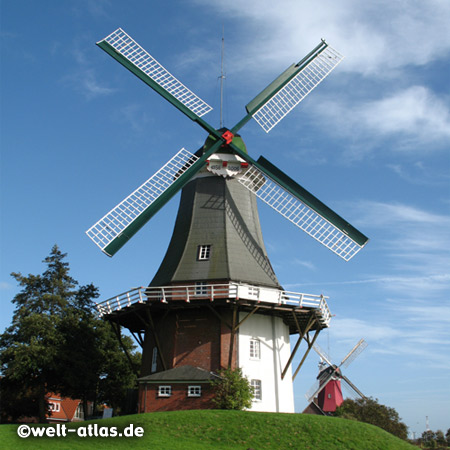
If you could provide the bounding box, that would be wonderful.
[334,397,408,440]
[0,410,417,449]
[0,245,140,423]
[211,368,254,410]
[420,429,449,449]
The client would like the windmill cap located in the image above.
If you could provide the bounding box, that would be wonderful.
[202,128,248,155]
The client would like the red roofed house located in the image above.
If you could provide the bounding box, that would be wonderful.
[46,393,91,423]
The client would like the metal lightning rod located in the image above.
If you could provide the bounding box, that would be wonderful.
[219,26,225,128]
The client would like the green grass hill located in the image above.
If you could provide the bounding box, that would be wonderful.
[1,410,416,450]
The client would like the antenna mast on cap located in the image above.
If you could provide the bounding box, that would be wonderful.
[219,26,226,128]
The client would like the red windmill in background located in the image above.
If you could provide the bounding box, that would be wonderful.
[304,339,367,415]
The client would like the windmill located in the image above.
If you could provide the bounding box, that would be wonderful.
[86,28,369,414]
[304,339,367,414]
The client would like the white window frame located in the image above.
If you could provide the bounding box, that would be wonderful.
[251,379,262,401]
[74,404,84,419]
[187,385,202,397]
[158,385,172,397]
[49,402,60,412]
[197,244,211,261]
[195,282,208,296]
[250,338,261,360]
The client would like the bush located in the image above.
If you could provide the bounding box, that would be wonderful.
[335,397,408,440]
[211,368,254,410]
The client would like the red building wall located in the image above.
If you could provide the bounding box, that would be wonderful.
[141,306,236,377]
[138,383,215,412]
[318,380,344,413]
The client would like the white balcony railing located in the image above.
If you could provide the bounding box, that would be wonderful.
[96,282,331,326]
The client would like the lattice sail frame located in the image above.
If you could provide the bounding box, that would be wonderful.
[340,339,368,369]
[252,46,344,133]
[100,28,212,117]
[237,164,363,261]
[86,148,198,255]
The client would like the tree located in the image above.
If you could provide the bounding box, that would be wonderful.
[421,429,448,449]
[211,368,254,410]
[55,288,140,415]
[0,245,140,423]
[0,246,77,422]
[421,430,439,449]
[334,397,408,440]
[435,430,446,448]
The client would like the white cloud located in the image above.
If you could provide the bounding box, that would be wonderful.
[312,86,450,155]
[358,86,450,143]
[115,104,152,132]
[330,307,450,370]
[85,0,111,19]
[0,281,13,291]
[62,68,115,99]
[331,317,402,342]
[292,258,316,271]
[82,69,115,98]
[354,200,450,284]
[195,0,450,77]
[356,200,450,228]
[193,0,450,157]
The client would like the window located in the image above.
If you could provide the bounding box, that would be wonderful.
[158,385,172,397]
[49,402,60,412]
[198,245,211,260]
[74,404,84,419]
[250,338,261,359]
[251,379,262,401]
[151,347,158,373]
[195,282,208,296]
[188,385,202,397]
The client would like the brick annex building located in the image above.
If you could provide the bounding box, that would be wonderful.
[97,152,331,413]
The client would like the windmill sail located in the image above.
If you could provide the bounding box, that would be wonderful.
[236,156,368,261]
[312,343,333,366]
[306,371,335,402]
[97,28,213,121]
[246,41,343,133]
[341,339,368,368]
[86,149,201,256]
[341,374,365,399]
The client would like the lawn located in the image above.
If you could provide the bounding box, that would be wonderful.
[0,410,417,449]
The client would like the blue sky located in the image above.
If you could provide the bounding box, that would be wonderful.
[1,0,449,436]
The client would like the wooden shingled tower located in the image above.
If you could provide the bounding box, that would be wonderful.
[86,29,368,413]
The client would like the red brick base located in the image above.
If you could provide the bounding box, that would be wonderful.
[138,382,215,412]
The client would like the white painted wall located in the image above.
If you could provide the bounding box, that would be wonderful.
[238,312,295,413]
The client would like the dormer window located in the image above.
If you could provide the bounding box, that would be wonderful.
[49,402,60,412]
[198,245,211,261]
